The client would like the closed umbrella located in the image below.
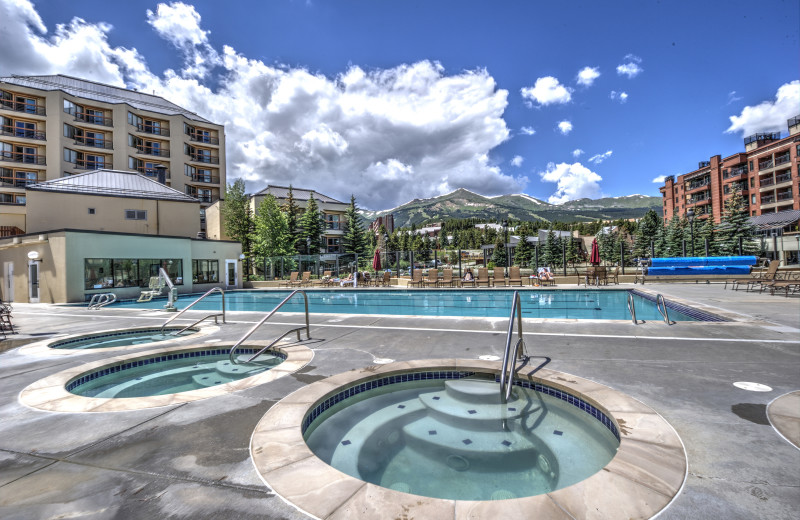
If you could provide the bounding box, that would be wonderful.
[590,238,601,266]
[372,248,382,271]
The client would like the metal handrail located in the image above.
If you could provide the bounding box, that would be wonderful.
[160,287,225,334]
[499,291,526,403]
[229,290,310,364]
[627,292,637,324]
[656,294,670,325]
[88,292,116,309]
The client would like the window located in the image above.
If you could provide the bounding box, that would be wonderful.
[750,177,754,188]
[84,258,183,290]
[749,161,753,172]
[325,213,340,230]
[125,209,147,220]
[88,208,95,215]
[63,99,76,115]
[192,260,219,283]
[327,237,340,253]
[64,148,78,163]
[14,120,35,139]
[751,194,756,204]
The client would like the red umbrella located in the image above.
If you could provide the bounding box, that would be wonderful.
[590,238,601,265]
[372,248,382,271]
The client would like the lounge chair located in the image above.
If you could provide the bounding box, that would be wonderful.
[764,277,800,297]
[378,271,391,287]
[609,266,620,285]
[507,266,523,286]
[492,267,507,287]
[423,269,439,288]
[461,271,476,287]
[440,269,457,287]
[282,272,299,287]
[726,260,779,291]
[537,267,556,286]
[476,268,491,287]
[299,271,312,287]
[314,271,333,286]
[407,270,423,288]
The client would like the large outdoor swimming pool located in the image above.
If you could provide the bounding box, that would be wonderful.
[109,289,719,321]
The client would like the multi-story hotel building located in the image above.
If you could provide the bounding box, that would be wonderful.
[659,116,799,223]
[0,74,225,236]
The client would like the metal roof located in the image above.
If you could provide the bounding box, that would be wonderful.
[254,185,345,204]
[0,74,214,124]
[749,209,800,230]
[27,169,199,203]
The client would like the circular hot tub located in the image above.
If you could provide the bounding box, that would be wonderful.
[251,360,687,519]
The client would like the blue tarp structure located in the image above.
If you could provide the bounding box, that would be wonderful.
[648,256,757,276]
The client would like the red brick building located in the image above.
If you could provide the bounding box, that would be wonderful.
[660,116,799,223]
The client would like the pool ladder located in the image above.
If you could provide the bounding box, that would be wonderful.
[88,293,116,310]
[229,290,311,365]
[160,287,226,335]
[499,291,527,404]
[627,291,670,325]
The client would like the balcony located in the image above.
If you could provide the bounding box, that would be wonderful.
[761,195,775,205]
[135,123,170,137]
[727,165,748,178]
[758,159,774,170]
[74,111,113,127]
[188,173,220,184]
[775,172,792,185]
[776,191,794,202]
[188,153,220,164]
[686,180,710,191]
[73,136,112,150]
[0,100,45,116]
[193,194,214,203]
[1,174,41,188]
[760,177,775,188]
[189,133,219,145]
[74,159,111,170]
[0,124,45,140]
[0,152,45,165]
[133,165,170,179]
[775,154,791,166]
[135,145,170,158]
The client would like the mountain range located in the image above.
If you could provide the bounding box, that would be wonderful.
[359,189,661,228]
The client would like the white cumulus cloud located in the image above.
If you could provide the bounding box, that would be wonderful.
[510,155,524,167]
[587,150,613,164]
[576,66,600,86]
[520,76,572,106]
[539,162,603,204]
[616,54,643,78]
[610,90,628,103]
[520,126,536,136]
[0,0,527,210]
[557,120,573,135]
[725,81,800,136]
[652,175,667,183]
[572,149,584,157]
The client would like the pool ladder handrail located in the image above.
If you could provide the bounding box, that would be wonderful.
[88,292,116,310]
[160,287,226,335]
[499,290,526,404]
[229,290,311,365]
[627,291,637,324]
[655,294,671,325]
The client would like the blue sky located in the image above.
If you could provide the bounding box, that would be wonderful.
[2,0,798,209]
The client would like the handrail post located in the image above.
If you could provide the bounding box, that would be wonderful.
[499,291,525,404]
[627,291,637,324]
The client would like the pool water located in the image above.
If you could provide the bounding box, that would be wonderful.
[69,350,283,398]
[111,289,704,321]
[52,328,196,349]
[304,377,619,500]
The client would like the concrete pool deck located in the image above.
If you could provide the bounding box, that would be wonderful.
[0,283,798,519]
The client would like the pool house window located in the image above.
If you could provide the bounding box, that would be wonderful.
[84,258,183,290]
[192,260,219,283]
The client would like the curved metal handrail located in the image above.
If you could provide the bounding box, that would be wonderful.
[499,291,526,403]
[88,292,116,310]
[160,287,225,334]
[627,292,637,324]
[229,290,310,364]
[656,294,670,325]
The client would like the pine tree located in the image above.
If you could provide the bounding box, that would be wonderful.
[283,185,300,254]
[342,195,367,256]
[543,229,561,267]
[716,186,757,255]
[664,217,684,256]
[221,179,253,273]
[299,193,323,254]
[565,234,581,265]
[654,222,667,257]
[514,234,534,266]
[633,210,661,259]
[491,233,507,266]
[696,217,717,256]
[252,194,292,260]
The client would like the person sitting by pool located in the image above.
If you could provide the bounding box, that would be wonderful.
[537,267,555,282]
[463,268,474,282]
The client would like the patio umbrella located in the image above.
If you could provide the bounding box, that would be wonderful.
[372,248,382,271]
[590,238,601,265]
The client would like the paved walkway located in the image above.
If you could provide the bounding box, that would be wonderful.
[0,284,798,519]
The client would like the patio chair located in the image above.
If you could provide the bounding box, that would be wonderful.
[378,271,391,287]
[728,260,779,291]
[282,271,299,287]
[537,267,556,286]
[0,301,14,337]
[476,268,491,287]
[461,270,476,288]
[609,266,620,285]
[407,269,423,288]
[586,266,607,286]
[314,271,333,286]
[440,269,457,287]
[507,266,523,286]
[764,278,800,297]
[423,269,439,288]
[298,271,312,287]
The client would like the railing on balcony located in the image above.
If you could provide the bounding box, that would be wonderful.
[698,161,710,168]
[776,191,794,202]
[0,100,46,116]
[189,153,220,164]
[789,116,800,127]
[73,136,112,149]
[761,195,775,204]
[189,133,219,145]
[775,172,792,184]
[194,194,214,203]
[74,112,113,127]
[74,159,111,170]
[188,174,220,184]
[135,123,170,136]
[135,146,170,158]
[760,177,775,187]
[774,154,791,166]
[0,152,45,165]
[1,175,40,188]
[133,166,170,178]
[758,159,774,170]
[0,125,45,140]
[745,132,780,145]
[729,165,748,177]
